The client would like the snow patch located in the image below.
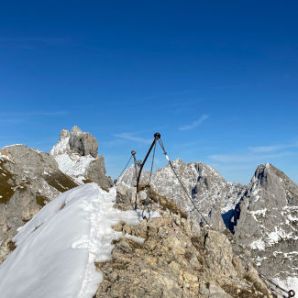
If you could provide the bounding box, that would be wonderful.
[250,239,266,251]
[248,208,267,222]
[266,227,289,246]
[0,183,140,298]
[3,144,23,149]
[54,153,94,183]
[274,276,298,297]
[50,132,70,156]
[288,214,298,222]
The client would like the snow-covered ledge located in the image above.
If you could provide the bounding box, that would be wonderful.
[0,183,140,298]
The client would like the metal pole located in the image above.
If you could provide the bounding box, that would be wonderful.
[134,132,160,209]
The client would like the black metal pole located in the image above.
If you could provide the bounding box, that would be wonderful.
[134,132,160,209]
[131,150,138,186]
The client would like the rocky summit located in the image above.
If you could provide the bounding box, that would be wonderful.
[0,128,297,298]
[233,163,298,291]
[50,126,113,190]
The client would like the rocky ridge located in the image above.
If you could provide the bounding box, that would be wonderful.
[96,212,271,298]
[0,145,78,262]
[0,128,297,297]
[234,163,298,292]
[0,127,113,264]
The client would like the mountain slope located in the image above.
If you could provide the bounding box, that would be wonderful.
[234,163,298,294]
[0,184,140,298]
[0,145,78,263]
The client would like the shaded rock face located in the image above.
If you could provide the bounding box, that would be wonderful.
[69,126,98,158]
[50,126,113,190]
[96,211,272,298]
[234,163,298,287]
[0,145,78,263]
[86,157,113,191]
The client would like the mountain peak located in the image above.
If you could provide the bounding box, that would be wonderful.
[51,126,98,158]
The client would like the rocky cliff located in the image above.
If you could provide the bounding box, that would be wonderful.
[233,163,298,293]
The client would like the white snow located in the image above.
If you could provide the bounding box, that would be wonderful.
[248,208,267,222]
[266,227,289,246]
[288,214,298,222]
[251,188,261,202]
[3,144,23,149]
[0,183,141,298]
[274,276,298,297]
[50,132,70,156]
[50,129,95,184]
[54,153,95,183]
[250,239,266,251]
[273,251,298,259]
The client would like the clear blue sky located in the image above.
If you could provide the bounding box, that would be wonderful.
[0,0,298,183]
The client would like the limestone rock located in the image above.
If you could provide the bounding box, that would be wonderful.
[234,163,298,292]
[86,157,113,191]
[69,126,98,157]
[95,213,272,298]
[150,160,244,230]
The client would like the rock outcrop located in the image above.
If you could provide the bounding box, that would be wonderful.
[69,126,98,158]
[96,204,272,297]
[149,160,244,231]
[0,145,78,263]
[50,126,113,190]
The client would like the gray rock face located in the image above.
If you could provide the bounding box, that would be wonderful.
[69,126,98,158]
[86,157,113,191]
[149,160,244,231]
[233,163,298,289]
[0,145,78,263]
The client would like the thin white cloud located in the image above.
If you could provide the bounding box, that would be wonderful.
[209,140,298,164]
[249,142,298,153]
[0,111,69,126]
[209,152,293,164]
[113,133,151,145]
[179,114,209,131]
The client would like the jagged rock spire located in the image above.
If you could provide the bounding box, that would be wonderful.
[51,126,98,158]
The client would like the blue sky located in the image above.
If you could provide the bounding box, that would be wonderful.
[0,0,298,183]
